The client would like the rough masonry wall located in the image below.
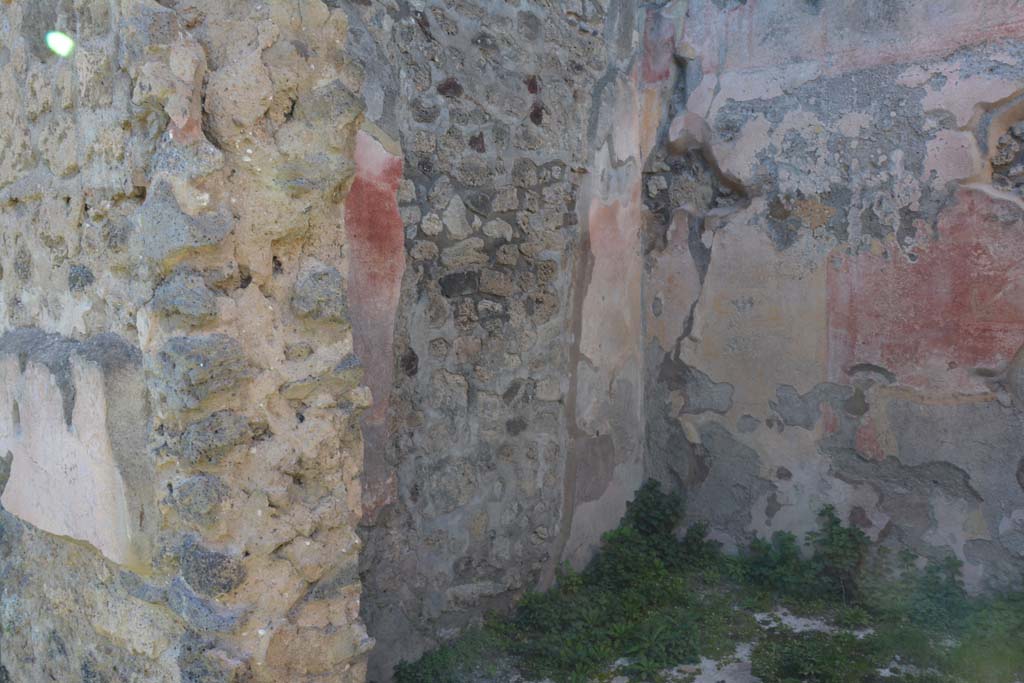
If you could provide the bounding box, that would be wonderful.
[645,0,1024,595]
[342,0,684,676]
[3,1,1024,682]
[0,1,373,681]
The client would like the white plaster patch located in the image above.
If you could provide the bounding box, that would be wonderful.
[0,356,137,567]
[682,207,831,416]
[925,129,984,187]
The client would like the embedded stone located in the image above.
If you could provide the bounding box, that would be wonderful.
[180,410,253,466]
[441,238,487,269]
[439,271,479,297]
[156,335,249,412]
[180,536,246,597]
[67,264,95,291]
[291,262,348,323]
[443,195,473,239]
[151,267,218,322]
[483,218,514,241]
[479,269,517,297]
[134,181,233,265]
[169,475,228,526]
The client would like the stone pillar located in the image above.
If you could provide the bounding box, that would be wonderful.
[0,1,374,680]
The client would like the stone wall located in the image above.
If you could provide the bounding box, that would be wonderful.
[0,1,372,681]
[1,1,1023,682]
[342,1,686,676]
[349,0,1024,676]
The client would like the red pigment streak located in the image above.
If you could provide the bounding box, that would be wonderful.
[345,131,404,428]
[827,189,1024,393]
[346,131,405,519]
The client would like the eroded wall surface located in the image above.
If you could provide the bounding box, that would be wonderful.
[341,1,687,676]
[645,0,1024,595]
[3,0,1024,681]
[0,1,373,680]
[347,0,1024,677]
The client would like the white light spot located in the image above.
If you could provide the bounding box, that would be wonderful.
[45,31,75,57]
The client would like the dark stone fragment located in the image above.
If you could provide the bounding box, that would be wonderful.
[152,268,218,322]
[68,264,95,291]
[437,77,463,98]
[157,335,249,411]
[0,451,11,498]
[472,32,497,52]
[181,411,252,466]
[506,417,527,435]
[525,75,540,94]
[468,133,486,153]
[413,10,431,35]
[167,578,245,632]
[776,466,793,481]
[291,264,348,323]
[439,271,479,297]
[463,191,491,216]
[177,630,249,682]
[180,536,246,596]
[412,97,441,123]
[171,475,228,525]
[13,247,31,281]
[529,101,544,125]
[401,348,419,377]
[517,11,541,40]
[80,659,107,683]
[1017,458,1024,491]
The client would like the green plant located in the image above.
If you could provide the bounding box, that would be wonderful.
[807,505,870,604]
[393,626,509,683]
[944,591,1024,682]
[835,605,871,629]
[622,479,683,537]
[745,531,816,599]
[396,482,1024,683]
[751,628,882,683]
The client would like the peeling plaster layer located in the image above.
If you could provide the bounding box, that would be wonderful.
[646,3,1024,595]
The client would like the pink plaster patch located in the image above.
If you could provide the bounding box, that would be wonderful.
[345,131,404,518]
[827,190,1024,393]
[641,6,676,86]
[854,416,886,461]
[820,402,839,436]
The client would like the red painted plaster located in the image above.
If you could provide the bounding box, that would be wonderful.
[345,131,404,517]
[827,189,1024,393]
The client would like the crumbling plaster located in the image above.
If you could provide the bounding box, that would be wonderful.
[1,0,1023,681]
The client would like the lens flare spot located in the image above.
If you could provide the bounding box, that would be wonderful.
[45,31,75,57]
